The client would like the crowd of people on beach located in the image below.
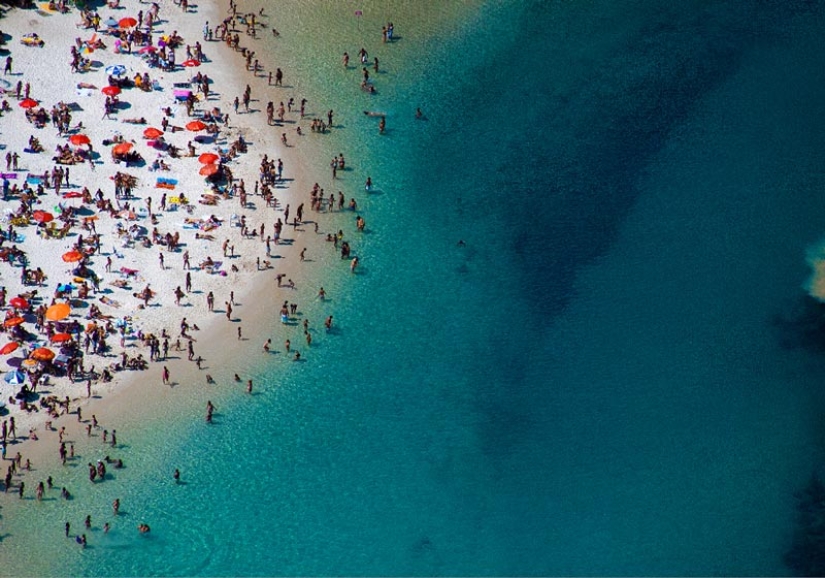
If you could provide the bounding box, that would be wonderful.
[0,0,413,554]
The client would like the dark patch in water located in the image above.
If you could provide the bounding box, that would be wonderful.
[785,473,825,576]
[772,297,825,354]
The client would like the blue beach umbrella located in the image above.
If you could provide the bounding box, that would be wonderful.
[105,64,127,77]
[4,370,25,385]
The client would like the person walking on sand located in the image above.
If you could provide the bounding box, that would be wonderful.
[162,365,170,385]
[3,56,11,75]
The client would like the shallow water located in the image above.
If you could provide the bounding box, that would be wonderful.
[4,1,825,575]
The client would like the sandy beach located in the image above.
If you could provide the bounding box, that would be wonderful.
[0,0,344,504]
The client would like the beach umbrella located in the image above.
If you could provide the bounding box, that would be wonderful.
[63,191,83,199]
[112,142,133,155]
[4,370,25,385]
[118,17,138,28]
[105,17,118,28]
[32,210,54,224]
[8,297,28,310]
[30,347,55,362]
[143,127,163,139]
[45,303,71,321]
[101,85,121,97]
[21,358,38,368]
[19,98,38,109]
[199,163,219,177]
[0,342,19,355]
[3,317,24,328]
[181,59,201,67]
[104,64,127,77]
[62,250,84,263]
[50,332,72,344]
[198,153,219,164]
[186,120,206,132]
[69,134,91,146]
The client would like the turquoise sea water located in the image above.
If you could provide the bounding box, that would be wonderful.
[4,0,825,575]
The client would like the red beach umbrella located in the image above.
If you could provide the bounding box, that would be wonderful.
[0,342,19,355]
[102,85,121,97]
[19,98,38,109]
[198,153,219,164]
[4,317,24,328]
[199,163,219,177]
[118,17,138,28]
[9,297,28,309]
[50,332,72,344]
[69,134,91,146]
[62,250,84,263]
[32,210,54,224]
[143,127,163,139]
[186,120,206,132]
[181,59,201,67]
[112,142,133,155]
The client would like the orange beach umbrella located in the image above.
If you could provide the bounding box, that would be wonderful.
[0,342,19,355]
[30,347,55,362]
[45,303,71,321]
[112,142,133,155]
[143,127,163,139]
[199,163,219,177]
[118,17,137,28]
[198,152,219,164]
[50,332,72,343]
[62,250,84,263]
[4,317,24,328]
[69,134,91,146]
[185,120,206,132]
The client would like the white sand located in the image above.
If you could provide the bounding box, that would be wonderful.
[0,0,335,468]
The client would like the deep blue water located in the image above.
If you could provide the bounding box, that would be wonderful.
[5,0,825,575]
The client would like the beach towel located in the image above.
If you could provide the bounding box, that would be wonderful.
[155,177,177,189]
[1,173,17,179]
[26,176,42,185]
[204,261,223,274]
